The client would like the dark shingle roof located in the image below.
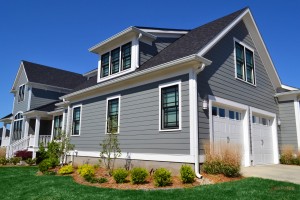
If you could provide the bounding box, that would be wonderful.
[69,8,247,93]
[0,113,12,120]
[139,7,247,70]
[27,101,59,112]
[22,61,86,89]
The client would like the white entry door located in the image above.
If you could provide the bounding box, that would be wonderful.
[251,115,274,165]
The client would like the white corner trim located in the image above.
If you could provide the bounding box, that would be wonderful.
[71,105,82,136]
[71,150,205,163]
[158,80,182,132]
[208,95,250,166]
[281,84,298,91]
[294,100,300,151]
[189,70,195,156]
[105,95,121,134]
[11,62,29,92]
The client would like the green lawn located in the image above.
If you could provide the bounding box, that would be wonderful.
[0,167,299,200]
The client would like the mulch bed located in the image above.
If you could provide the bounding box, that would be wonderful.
[69,167,243,190]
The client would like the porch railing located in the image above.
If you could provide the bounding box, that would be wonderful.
[39,135,51,147]
[6,135,30,158]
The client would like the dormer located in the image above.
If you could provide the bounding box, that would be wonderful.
[89,27,157,83]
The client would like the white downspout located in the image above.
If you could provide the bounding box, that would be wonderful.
[190,63,206,179]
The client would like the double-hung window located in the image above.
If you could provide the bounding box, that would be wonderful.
[100,42,132,78]
[160,81,181,131]
[53,115,63,138]
[106,96,120,133]
[18,85,25,102]
[72,106,81,136]
[235,41,255,84]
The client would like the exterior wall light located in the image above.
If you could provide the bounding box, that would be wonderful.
[202,99,208,110]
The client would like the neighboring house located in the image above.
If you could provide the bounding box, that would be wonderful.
[1,7,299,175]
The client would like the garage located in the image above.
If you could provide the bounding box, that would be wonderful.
[209,96,279,167]
[250,108,278,165]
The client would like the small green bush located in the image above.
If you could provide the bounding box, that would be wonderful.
[113,168,129,183]
[0,157,9,165]
[180,165,195,183]
[25,158,36,166]
[222,163,240,177]
[77,164,95,178]
[59,165,74,175]
[131,167,149,184]
[38,159,52,173]
[48,157,59,168]
[84,175,108,184]
[10,157,21,165]
[98,177,108,183]
[202,160,223,174]
[153,168,172,187]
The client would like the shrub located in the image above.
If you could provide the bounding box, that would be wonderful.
[15,150,32,161]
[280,145,295,165]
[36,143,48,164]
[0,147,6,158]
[113,168,129,183]
[153,168,172,187]
[0,157,9,165]
[203,142,241,177]
[48,157,59,168]
[84,175,108,184]
[77,164,95,178]
[38,159,52,173]
[25,158,36,166]
[59,165,74,175]
[98,177,108,183]
[10,157,21,165]
[180,165,195,183]
[131,167,149,184]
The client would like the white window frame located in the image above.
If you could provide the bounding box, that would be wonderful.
[71,105,82,137]
[233,38,256,86]
[159,80,182,132]
[105,95,121,134]
[12,111,24,140]
[98,40,134,82]
[18,84,25,103]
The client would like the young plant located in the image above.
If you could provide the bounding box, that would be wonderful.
[180,165,195,183]
[100,118,121,175]
[58,165,74,175]
[131,167,149,184]
[153,168,172,187]
[113,168,129,183]
[77,164,95,178]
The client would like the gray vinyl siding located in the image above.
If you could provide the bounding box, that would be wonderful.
[13,68,29,115]
[30,88,65,109]
[70,74,190,155]
[139,37,178,66]
[197,21,278,155]
[278,101,298,151]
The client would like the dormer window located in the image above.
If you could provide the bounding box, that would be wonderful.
[100,42,132,78]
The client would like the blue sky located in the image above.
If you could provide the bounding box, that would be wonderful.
[0,0,300,127]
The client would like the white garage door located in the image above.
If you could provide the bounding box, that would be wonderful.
[212,106,244,147]
[251,115,274,165]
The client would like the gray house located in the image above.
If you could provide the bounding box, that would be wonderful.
[1,7,299,175]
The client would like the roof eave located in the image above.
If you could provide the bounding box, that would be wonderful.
[88,27,157,54]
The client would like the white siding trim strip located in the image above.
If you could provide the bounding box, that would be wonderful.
[71,151,205,163]
[294,100,300,151]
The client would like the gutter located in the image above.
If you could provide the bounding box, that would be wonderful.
[275,90,300,97]
[60,54,211,100]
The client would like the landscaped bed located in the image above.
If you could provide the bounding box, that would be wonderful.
[0,167,300,200]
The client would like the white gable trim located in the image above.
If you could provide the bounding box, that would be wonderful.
[11,62,29,93]
[197,8,281,90]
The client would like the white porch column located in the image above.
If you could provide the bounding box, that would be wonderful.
[50,116,55,141]
[24,118,30,138]
[1,123,6,147]
[32,117,40,159]
[8,121,14,145]
[66,106,71,135]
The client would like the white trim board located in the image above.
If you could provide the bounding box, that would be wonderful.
[70,150,205,163]
[294,100,300,151]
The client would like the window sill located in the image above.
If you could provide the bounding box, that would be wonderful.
[98,68,134,83]
[159,128,181,132]
[71,135,80,137]
[235,77,256,87]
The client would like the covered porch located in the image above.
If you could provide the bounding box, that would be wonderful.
[0,113,13,147]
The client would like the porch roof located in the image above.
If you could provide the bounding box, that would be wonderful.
[0,113,12,123]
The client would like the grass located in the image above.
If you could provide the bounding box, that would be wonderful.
[0,167,300,200]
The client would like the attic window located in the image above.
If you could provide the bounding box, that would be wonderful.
[18,85,25,102]
[100,42,132,78]
[235,41,255,85]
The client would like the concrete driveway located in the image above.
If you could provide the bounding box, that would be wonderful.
[241,165,300,184]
